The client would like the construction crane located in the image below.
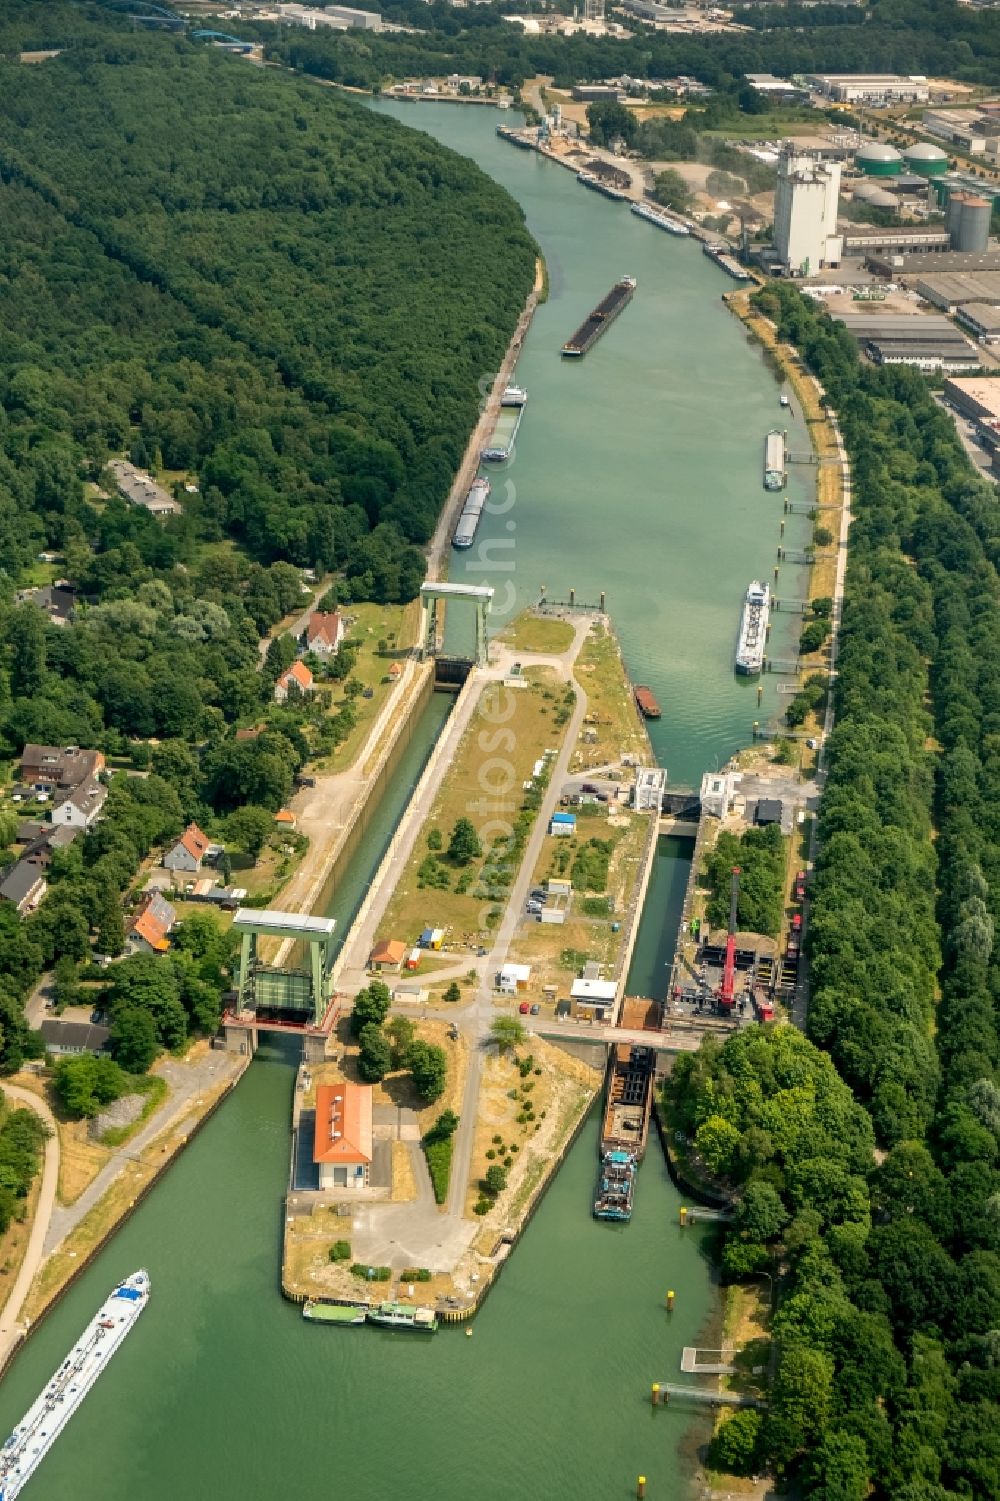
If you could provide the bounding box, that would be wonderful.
[717,867,740,1016]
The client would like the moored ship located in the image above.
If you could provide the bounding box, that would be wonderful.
[764,429,786,491]
[452,476,491,549]
[561,276,636,358]
[593,1045,656,1222]
[577,171,630,202]
[0,1271,150,1500]
[735,580,770,675]
[482,385,527,462]
[634,685,661,719]
[367,1301,438,1333]
[630,201,691,236]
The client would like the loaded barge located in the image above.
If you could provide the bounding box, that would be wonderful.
[703,242,752,282]
[562,276,636,358]
[0,1271,150,1500]
[631,201,691,237]
[482,385,527,463]
[452,476,491,550]
[577,171,629,202]
[764,429,786,491]
[593,1045,656,1222]
[735,580,770,675]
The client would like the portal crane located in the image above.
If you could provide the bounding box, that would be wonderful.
[717,866,740,1015]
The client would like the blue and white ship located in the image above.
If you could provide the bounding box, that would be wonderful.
[0,1270,150,1499]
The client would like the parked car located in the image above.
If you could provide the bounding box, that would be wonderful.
[519,1001,530,1014]
[530,1003,540,1016]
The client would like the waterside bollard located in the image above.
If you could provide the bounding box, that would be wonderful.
[666,1290,675,1312]
[637,1477,646,1499]
[679,1206,687,1226]
[651,1384,660,1408]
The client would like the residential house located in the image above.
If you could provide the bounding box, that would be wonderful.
[0,861,48,914]
[274,809,297,831]
[163,822,211,875]
[51,778,108,830]
[274,661,314,703]
[303,611,345,656]
[369,938,407,972]
[387,661,402,681]
[20,745,105,791]
[13,582,76,626]
[313,1082,373,1192]
[127,891,177,955]
[39,1020,111,1056]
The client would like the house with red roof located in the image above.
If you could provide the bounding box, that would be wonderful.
[304,611,345,657]
[163,821,211,875]
[127,890,177,955]
[275,660,314,703]
[313,1082,373,1191]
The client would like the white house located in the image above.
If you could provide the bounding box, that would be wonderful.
[304,611,345,656]
[163,822,211,874]
[497,962,531,994]
[51,779,107,830]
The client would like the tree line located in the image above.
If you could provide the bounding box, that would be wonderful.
[669,281,1000,1499]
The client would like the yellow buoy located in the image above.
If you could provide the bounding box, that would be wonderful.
[651,1384,660,1408]
[666,1290,675,1312]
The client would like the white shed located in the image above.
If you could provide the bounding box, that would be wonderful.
[570,978,617,1006]
[498,963,532,994]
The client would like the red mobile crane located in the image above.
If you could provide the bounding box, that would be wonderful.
[717,866,740,1016]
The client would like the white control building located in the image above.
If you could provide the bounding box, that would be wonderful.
[773,150,843,277]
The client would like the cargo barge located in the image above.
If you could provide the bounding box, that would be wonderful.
[0,1271,150,1500]
[735,580,770,675]
[482,385,527,462]
[452,476,491,550]
[577,171,630,202]
[593,1044,656,1222]
[562,276,636,358]
[495,124,534,150]
[634,685,661,719]
[764,428,786,491]
[702,242,752,282]
[631,201,691,236]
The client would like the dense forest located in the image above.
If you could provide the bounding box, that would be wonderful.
[668,286,1000,1499]
[253,0,1000,94]
[0,11,536,1067]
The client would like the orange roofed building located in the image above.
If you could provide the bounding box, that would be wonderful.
[313,1082,373,1192]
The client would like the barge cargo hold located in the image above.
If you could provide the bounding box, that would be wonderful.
[452,476,491,549]
[0,1271,150,1500]
[634,685,661,719]
[482,385,528,462]
[303,1301,367,1325]
[561,276,637,358]
[593,1045,656,1223]
[630,201,691,236]
[577,171,630,202]
[702,242,752,282]
[764,428,786,491]
[735,580,770,675]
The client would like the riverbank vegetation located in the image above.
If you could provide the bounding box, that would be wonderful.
[0,13,535,1071]
[672,281,1000,1498]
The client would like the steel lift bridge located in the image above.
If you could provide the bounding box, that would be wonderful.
[419,581,493,676]
[223,909,337,1061]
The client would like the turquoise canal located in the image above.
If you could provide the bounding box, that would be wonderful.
[0,103,814,1499]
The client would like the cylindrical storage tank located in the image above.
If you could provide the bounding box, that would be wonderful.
[855,142,903,177]
[945,190,968,240]
[856,186,899,210]
[955,195,991,253]
[902,141,949,177]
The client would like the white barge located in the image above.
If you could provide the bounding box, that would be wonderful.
[764,429,786,491]
[735,581,770,675]
[630,201,691,236]
[0,1270,150,1500]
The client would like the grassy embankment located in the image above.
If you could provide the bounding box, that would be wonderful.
[373,670,576,968]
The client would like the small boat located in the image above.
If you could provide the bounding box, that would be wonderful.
[303,1301,367,1326]
[634,685,661,719]
[367,1301,439,1333]
[780,394,791,408]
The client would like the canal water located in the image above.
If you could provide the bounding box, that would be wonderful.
[0,102,808,1500]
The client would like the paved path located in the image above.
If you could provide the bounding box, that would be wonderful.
[257,575,331,663]
[0,1085,59,1367]
[43,1051,244,1255]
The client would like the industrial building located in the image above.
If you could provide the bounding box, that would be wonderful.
[943,377,1000,428]
[921,108,987,155]
[842,226,951,257]
[956,304,1000,345]
[834,311,981,372]
[773,149,843,276]
[277,3,382,30]
[915,272,1000,310]
[807,74,930,106]
[867,249,1000,278]
[743,73,810,105]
